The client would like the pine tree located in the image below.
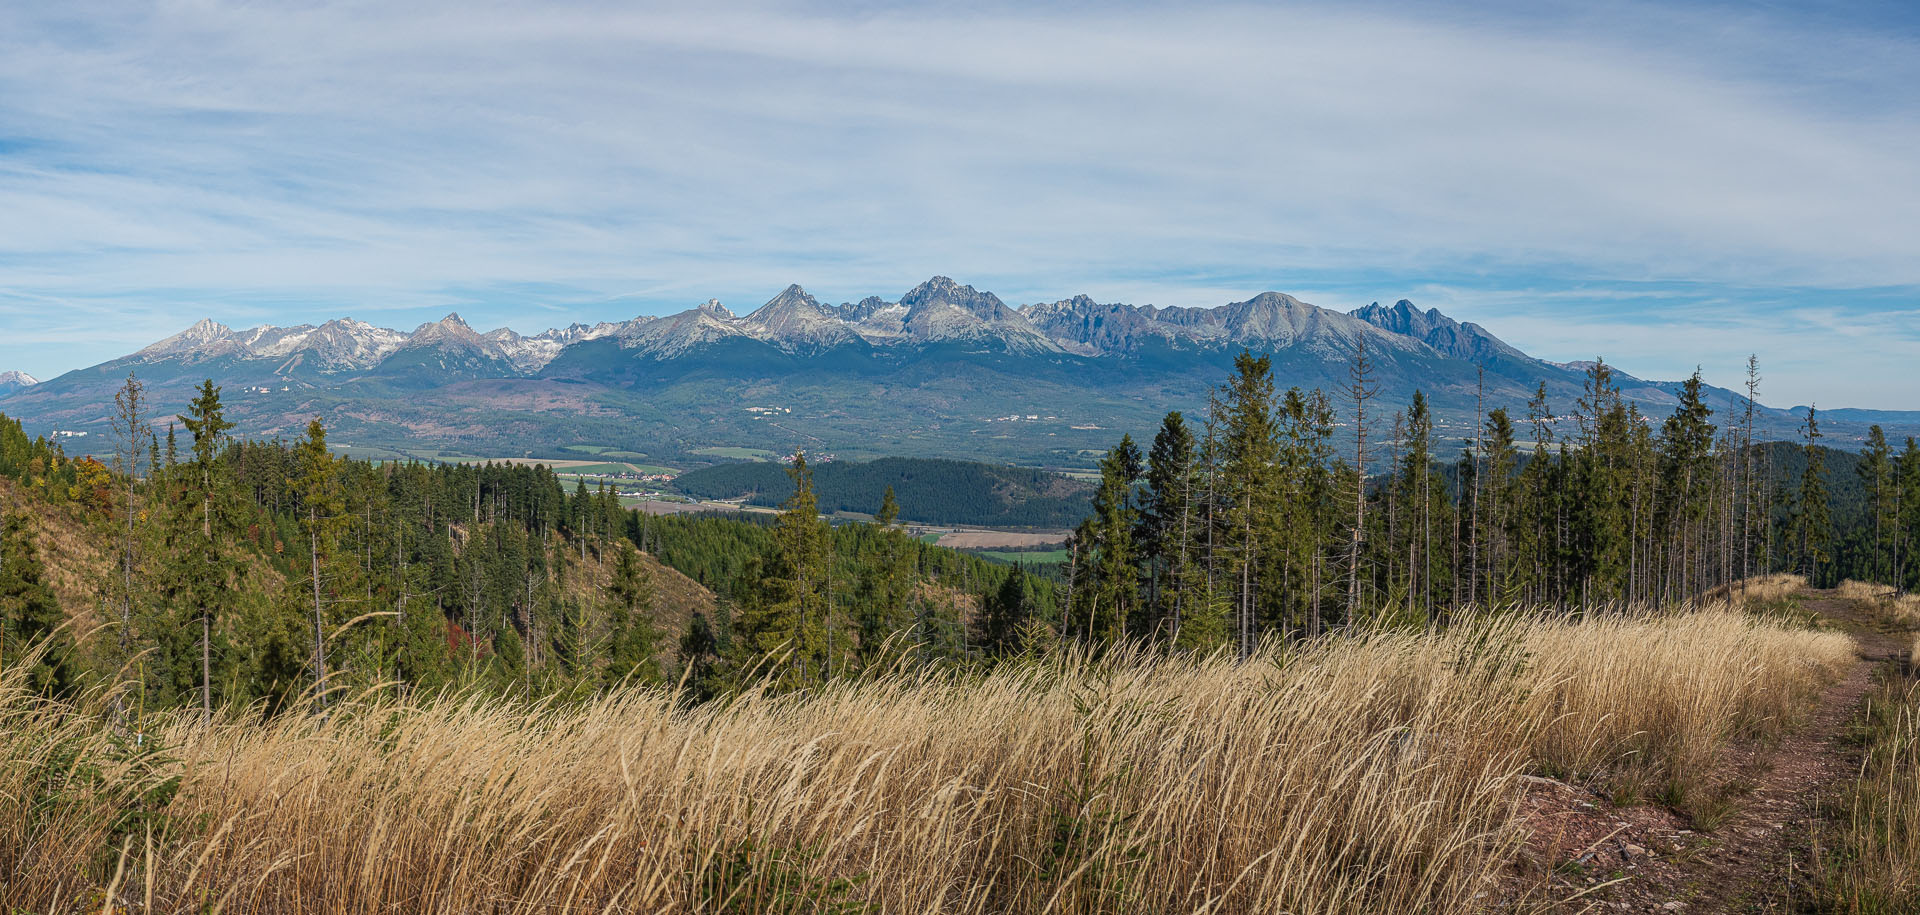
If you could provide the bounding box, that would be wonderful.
[1072,436,1140,646]
[0,512,74,695]
[176,379,236,722]
[1394,391,1452,625]
[731,452,831,690]
[1344,336,1377,622]
[1895,437,1920,593]
[1792,407,1832,583]
[978,565,1034,657]
[1140,412,1195,640]
[1483,407,1520,602]
[294,417,347,707]
[1859,425,1893,586]
[603,545,661,687]
[108,371,150,672]
[1655,372,1716,599]
[1220,353,1277,655]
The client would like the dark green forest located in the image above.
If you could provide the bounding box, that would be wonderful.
[671,456,1092,528]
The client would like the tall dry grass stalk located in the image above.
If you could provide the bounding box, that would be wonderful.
[1836,580,1920,626]
[1811,661,1920,913]
[1,605,1852,914]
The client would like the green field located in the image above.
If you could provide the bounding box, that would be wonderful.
[968,549,1071,565]
[550,461,678,476]
[693,446,778,461]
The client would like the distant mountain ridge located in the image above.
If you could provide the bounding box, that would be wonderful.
[4,276,1912,464]
[71,276,1531,376]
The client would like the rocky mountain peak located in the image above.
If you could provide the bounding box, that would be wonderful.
[138,318,235,357]
[1350,299,1528,364]
[742,285,860,350]
[901,276,1011,319]
[696,299,735,320]
[0,370,38,393]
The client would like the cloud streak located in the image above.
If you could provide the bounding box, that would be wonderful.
[0,0,1915,407]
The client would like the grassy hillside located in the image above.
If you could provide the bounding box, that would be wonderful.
[0,601,1851,913]
[672,456,1092,528]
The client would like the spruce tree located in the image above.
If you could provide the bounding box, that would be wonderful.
[1074,435,1140,646]
[731,452,831,690]
[1792,407,1832,583]
[295,417,346,706]
[603,545,661,687]
[0,512,74,695]
[1859,425,1893,585]
[1142,412,1196,639]
[176,379,236,722]
[1220,352,1277,655]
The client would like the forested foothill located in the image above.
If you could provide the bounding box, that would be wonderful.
[0,373,1055,712]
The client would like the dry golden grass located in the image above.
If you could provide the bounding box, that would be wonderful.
[0,605,1853,914]
[1811,664,1920,913]
[1836,580,1920,626]
[1708,572,1808,607]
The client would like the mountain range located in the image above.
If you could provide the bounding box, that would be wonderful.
[2,277,1908,468]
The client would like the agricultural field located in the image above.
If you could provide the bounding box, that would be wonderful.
[693,445,779,460]
[933,530,1070,549]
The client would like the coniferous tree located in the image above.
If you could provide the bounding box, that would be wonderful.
[1344,337,1377,622]
[294,417,347,706]
[1792,407,1832,583]
[1070,436,1140,646]
[1655,373,1715,599]
[1482,407,1520,603]
[1219,353,1277,655]
[1859,425,1893,585]
[1140,412,1196,639]
[731,452,831,690]
[603,545,661,687]
[1893,437,1920,593]
[175,380,236,722]
[108,371,150,674]
[977,564,1035,657]
[0,512,74,695]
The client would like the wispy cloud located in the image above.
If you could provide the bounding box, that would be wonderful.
[0,0,1915,407]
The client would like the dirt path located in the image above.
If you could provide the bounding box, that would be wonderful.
[1523,591,1909,914]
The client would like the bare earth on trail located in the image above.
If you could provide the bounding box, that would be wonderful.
[1515,591,1912,913]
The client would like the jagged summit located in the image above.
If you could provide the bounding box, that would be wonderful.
[891,277,1060,353]
[139,318,235,357]
[1349,300,1529,364]
[741,286,860,350]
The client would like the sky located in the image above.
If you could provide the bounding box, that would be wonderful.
[1,0,1917,409]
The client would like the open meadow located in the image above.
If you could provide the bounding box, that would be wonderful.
[1,598,1859,914]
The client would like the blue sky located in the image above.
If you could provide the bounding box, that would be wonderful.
[1,0,1916,408]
